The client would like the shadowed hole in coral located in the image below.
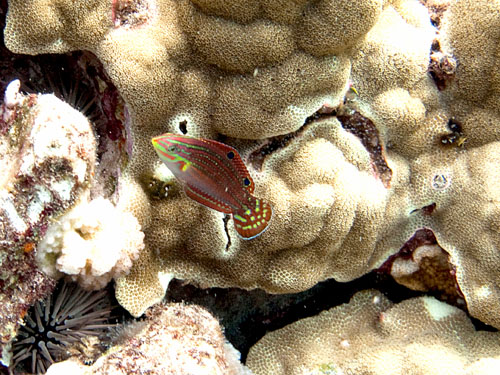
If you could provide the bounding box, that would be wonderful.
[378,228,465,306]
[336,110,392,188]
[139,173,182,200]
[179,119,188,134]
[440,117,467,148]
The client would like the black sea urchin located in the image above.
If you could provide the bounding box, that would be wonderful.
[11,282,115,374]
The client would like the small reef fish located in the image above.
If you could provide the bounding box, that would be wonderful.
[151,133,272,240]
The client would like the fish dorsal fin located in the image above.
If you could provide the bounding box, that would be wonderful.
[232,198,272,240]
[184,184,233,214]
[199,138,255,194]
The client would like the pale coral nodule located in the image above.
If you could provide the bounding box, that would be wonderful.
[37,197,145,290]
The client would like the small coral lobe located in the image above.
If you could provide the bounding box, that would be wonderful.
[336,111,392,188]
[11,282,116,374]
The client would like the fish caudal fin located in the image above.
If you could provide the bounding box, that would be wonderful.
[233,198,272,240]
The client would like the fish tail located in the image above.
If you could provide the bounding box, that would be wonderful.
[233,198,272,240]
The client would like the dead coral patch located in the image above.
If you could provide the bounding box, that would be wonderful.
[112,0,155,28]
[428,39,457,91]
[337,111,392,188]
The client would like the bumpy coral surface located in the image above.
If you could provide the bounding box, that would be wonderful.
[45,303,252,375]
[37,197,144,290]
[246,290,500,375]
[0,80,96,363]
[4,0,500,334]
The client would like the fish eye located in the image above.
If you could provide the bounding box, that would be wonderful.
[243,177,251,186]
[168,145,178,152]
[227,151,235,159]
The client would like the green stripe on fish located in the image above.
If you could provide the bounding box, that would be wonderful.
[151,133,273,240]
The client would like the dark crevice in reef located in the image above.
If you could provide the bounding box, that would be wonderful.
[336,110,393,188]
[166,227,496,364]
[247,104,392,189]
[247,104,347,171]
[167,273,426,363]
[379,229,438,269]
[247,127,308,171]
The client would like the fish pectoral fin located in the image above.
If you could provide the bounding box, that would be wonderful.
[232,198,272,240]
[184,184,233,214]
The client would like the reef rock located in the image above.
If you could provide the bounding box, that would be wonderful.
[4,0,500,335]
[0,79,96,364]
[45,303,252,375]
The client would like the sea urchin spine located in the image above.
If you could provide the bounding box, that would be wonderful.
[11,282,115,374]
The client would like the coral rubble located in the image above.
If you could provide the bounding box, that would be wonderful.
[45,303,251,375]
[0,80,96,365]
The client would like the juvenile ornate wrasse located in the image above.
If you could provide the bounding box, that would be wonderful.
[151,133,272,240]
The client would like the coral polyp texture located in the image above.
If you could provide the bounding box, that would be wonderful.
[4,0,500,336]
[246,290,500,375]
[45,303,252,375]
